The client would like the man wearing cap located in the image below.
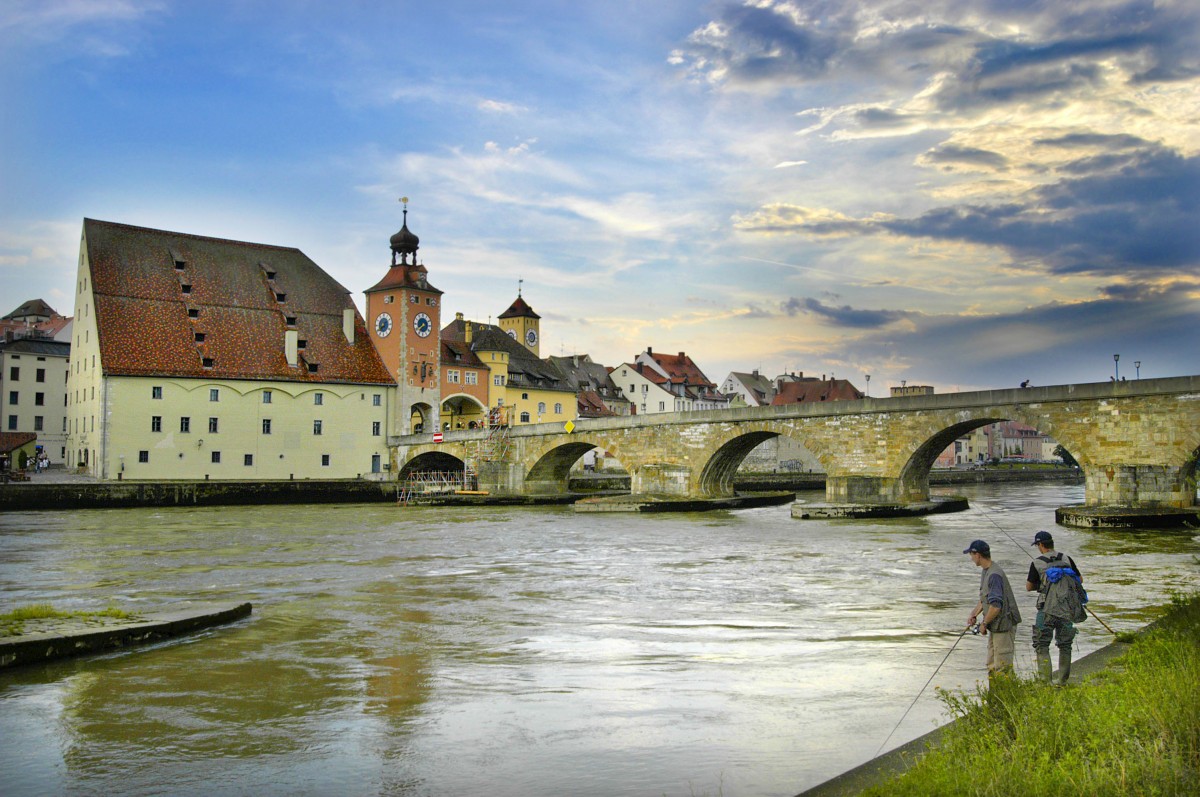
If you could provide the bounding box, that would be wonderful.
[1025,531,1081,685]
[964,540,1022,680]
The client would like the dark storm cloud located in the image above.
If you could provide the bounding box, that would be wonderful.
[922,144,1009,170]
[1034,132,1149,150]
[782,297,911,328]
[837,279,1199,386]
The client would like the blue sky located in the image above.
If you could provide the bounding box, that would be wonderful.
[1,0,1196,392]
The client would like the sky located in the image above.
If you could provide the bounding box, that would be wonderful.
[1,0,1196,393]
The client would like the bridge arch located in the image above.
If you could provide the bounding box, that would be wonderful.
[397,450,466,480]
[695,421,829,497]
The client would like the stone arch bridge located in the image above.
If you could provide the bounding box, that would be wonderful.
[394,376,1200,515]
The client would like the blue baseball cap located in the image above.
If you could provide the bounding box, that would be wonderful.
[963,540,990,555]
[1031,531,1054,546]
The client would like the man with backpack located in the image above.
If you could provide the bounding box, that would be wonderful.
[964,539,1022,681]
[1025,530,1084,685]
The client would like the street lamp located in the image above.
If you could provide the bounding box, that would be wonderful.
[1113,354,1119,381]
[1134,361,1141,379]
[865,374,870,397]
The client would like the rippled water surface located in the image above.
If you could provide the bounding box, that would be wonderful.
[2,483,1197,796]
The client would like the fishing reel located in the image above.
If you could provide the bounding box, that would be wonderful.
[967,622,982,635]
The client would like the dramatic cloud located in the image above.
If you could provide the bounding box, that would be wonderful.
[782,297,913,329]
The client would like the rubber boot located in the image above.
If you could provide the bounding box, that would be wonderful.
[1035,651,1053,683]
[1053,648,1072,686]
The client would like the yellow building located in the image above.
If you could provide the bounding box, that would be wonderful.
[67,219,396,480]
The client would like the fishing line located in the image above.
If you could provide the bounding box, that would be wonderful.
[874,627,971,757]
[971,502,1117,635]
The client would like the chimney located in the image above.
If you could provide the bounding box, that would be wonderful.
[456,312,464,321]
[465,322,473,344]
[342,308,355,344]
[285,329,299,367]
[646,346,652,355]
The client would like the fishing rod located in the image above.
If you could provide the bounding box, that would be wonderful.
[972,503,1117,636]
[875,626,973,757]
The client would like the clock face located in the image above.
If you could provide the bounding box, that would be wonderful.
[375,312,393,337]
[413,312,432,338]
[507,329,517,339]
[525,328,538,346]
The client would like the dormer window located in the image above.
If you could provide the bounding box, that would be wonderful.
[308,363,319,373]
[286,316,297,326]
[202,357,214,369]
[188,308,199,319]
[170,248,186,269]
[181,284,192,295]
[275,292,287,302]
[194,332,206,343]
[297,339,307,349]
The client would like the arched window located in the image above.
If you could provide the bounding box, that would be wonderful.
[538,402,546,414]
[520,411,531,423]
[554,403,562,414]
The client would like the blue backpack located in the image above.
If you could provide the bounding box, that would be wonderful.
[1041,554,1088,623]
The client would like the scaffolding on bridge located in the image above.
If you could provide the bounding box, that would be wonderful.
[397,468,479,505]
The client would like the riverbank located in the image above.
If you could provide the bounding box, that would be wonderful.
[799,592,1200,797]
[0,466,1083,511]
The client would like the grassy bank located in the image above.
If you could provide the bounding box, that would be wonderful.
[0,603,138,637]
[861,593,1199,796]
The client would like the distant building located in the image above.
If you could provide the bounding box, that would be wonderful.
[772,378,863,405]
[891,384,934,397]
[2,298,72,343]
[0,336,71,464]
[634,348,731,411]
[721,370,775,407]
[549,354,630,417]
[69,219,395,480]
[611,362,679,414]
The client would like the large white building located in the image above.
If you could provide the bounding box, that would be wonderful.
[67,219,397,480]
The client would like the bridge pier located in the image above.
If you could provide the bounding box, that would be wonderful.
[1055,463,1200,528]
[475,461,526,495]
[630,464,694,497]
[792,474,968,519]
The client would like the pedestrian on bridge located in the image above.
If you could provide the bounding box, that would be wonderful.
[1025,530,1081,685]
[964,539,1022,683]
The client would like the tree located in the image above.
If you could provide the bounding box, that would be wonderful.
[1054,444,1079,468]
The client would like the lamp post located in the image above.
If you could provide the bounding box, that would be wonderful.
[1113,354,1120,380]
[865,374,870,397]
[1134,361,1141,379]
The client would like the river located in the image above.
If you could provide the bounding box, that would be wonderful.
[1,483,1197,796]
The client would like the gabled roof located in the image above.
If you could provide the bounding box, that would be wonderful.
[642,350,716,389]
[577,389,619,417]
[771,379,863,405]
[441,339,487,369]
[548,354,621,394]
[443,316,570,391]
[83,219,394,385]
[0,338,70,358]
[3,299,57,321]
[0,431,37,454]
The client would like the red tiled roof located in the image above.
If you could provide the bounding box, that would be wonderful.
[646,351,716,389]
[771,379,863,405]
[0,431,37,454]
[577,389,617,417]
[84,219,394,385]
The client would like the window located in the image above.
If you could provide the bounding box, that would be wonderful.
[36,369,45,383]
[410,295,418,304]
[372,421,381,436]
[659,402,666,411]
[314,392,323,406]
[520,412,531,423]
[494,375,505,386]
[211,451,221,464]
[152,386,163,399]
[263,390,272,404]
[244,454,254,466]
[195,332,206,342]
[297,339,307,349]
[465,372,477,385]
[138,451,149,463]
[210,388,219,402]
[208,417,219,433]
[180,417,191,433]
[522,393,529,400]
[188,308,200,319]
[286,316,297,326]
[181,284,192,295]
[538,402,546,414]
[262,419,272,434]
[313,420,323,435]
[321,454,330,467]
[35,393,44,406]
[447,369,460,383]
[275,292,287,302]
[151,416,162,432]
[308,363,319,373]
[6,415,15,430]
[34,416,43,431]
[372,394,381,406]
[202,358,214,369]
[7,391,15,405]
[554,403,562,414]
[384,295,393,304]
[8,367,17,381]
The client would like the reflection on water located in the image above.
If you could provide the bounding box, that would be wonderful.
[1,484,1197,796]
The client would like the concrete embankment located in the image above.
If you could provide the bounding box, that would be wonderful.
[0,602,252,670]
[1,468,1082,512]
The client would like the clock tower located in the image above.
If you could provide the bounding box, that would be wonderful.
[498,282,541,357]
[365,199,443,435]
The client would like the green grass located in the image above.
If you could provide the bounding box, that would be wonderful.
[860,592,1200,797]
[0,603,139,637]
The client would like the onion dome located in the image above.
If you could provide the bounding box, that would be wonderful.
[389,198,420,264]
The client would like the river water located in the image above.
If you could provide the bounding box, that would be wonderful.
[1,483,1197,797]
